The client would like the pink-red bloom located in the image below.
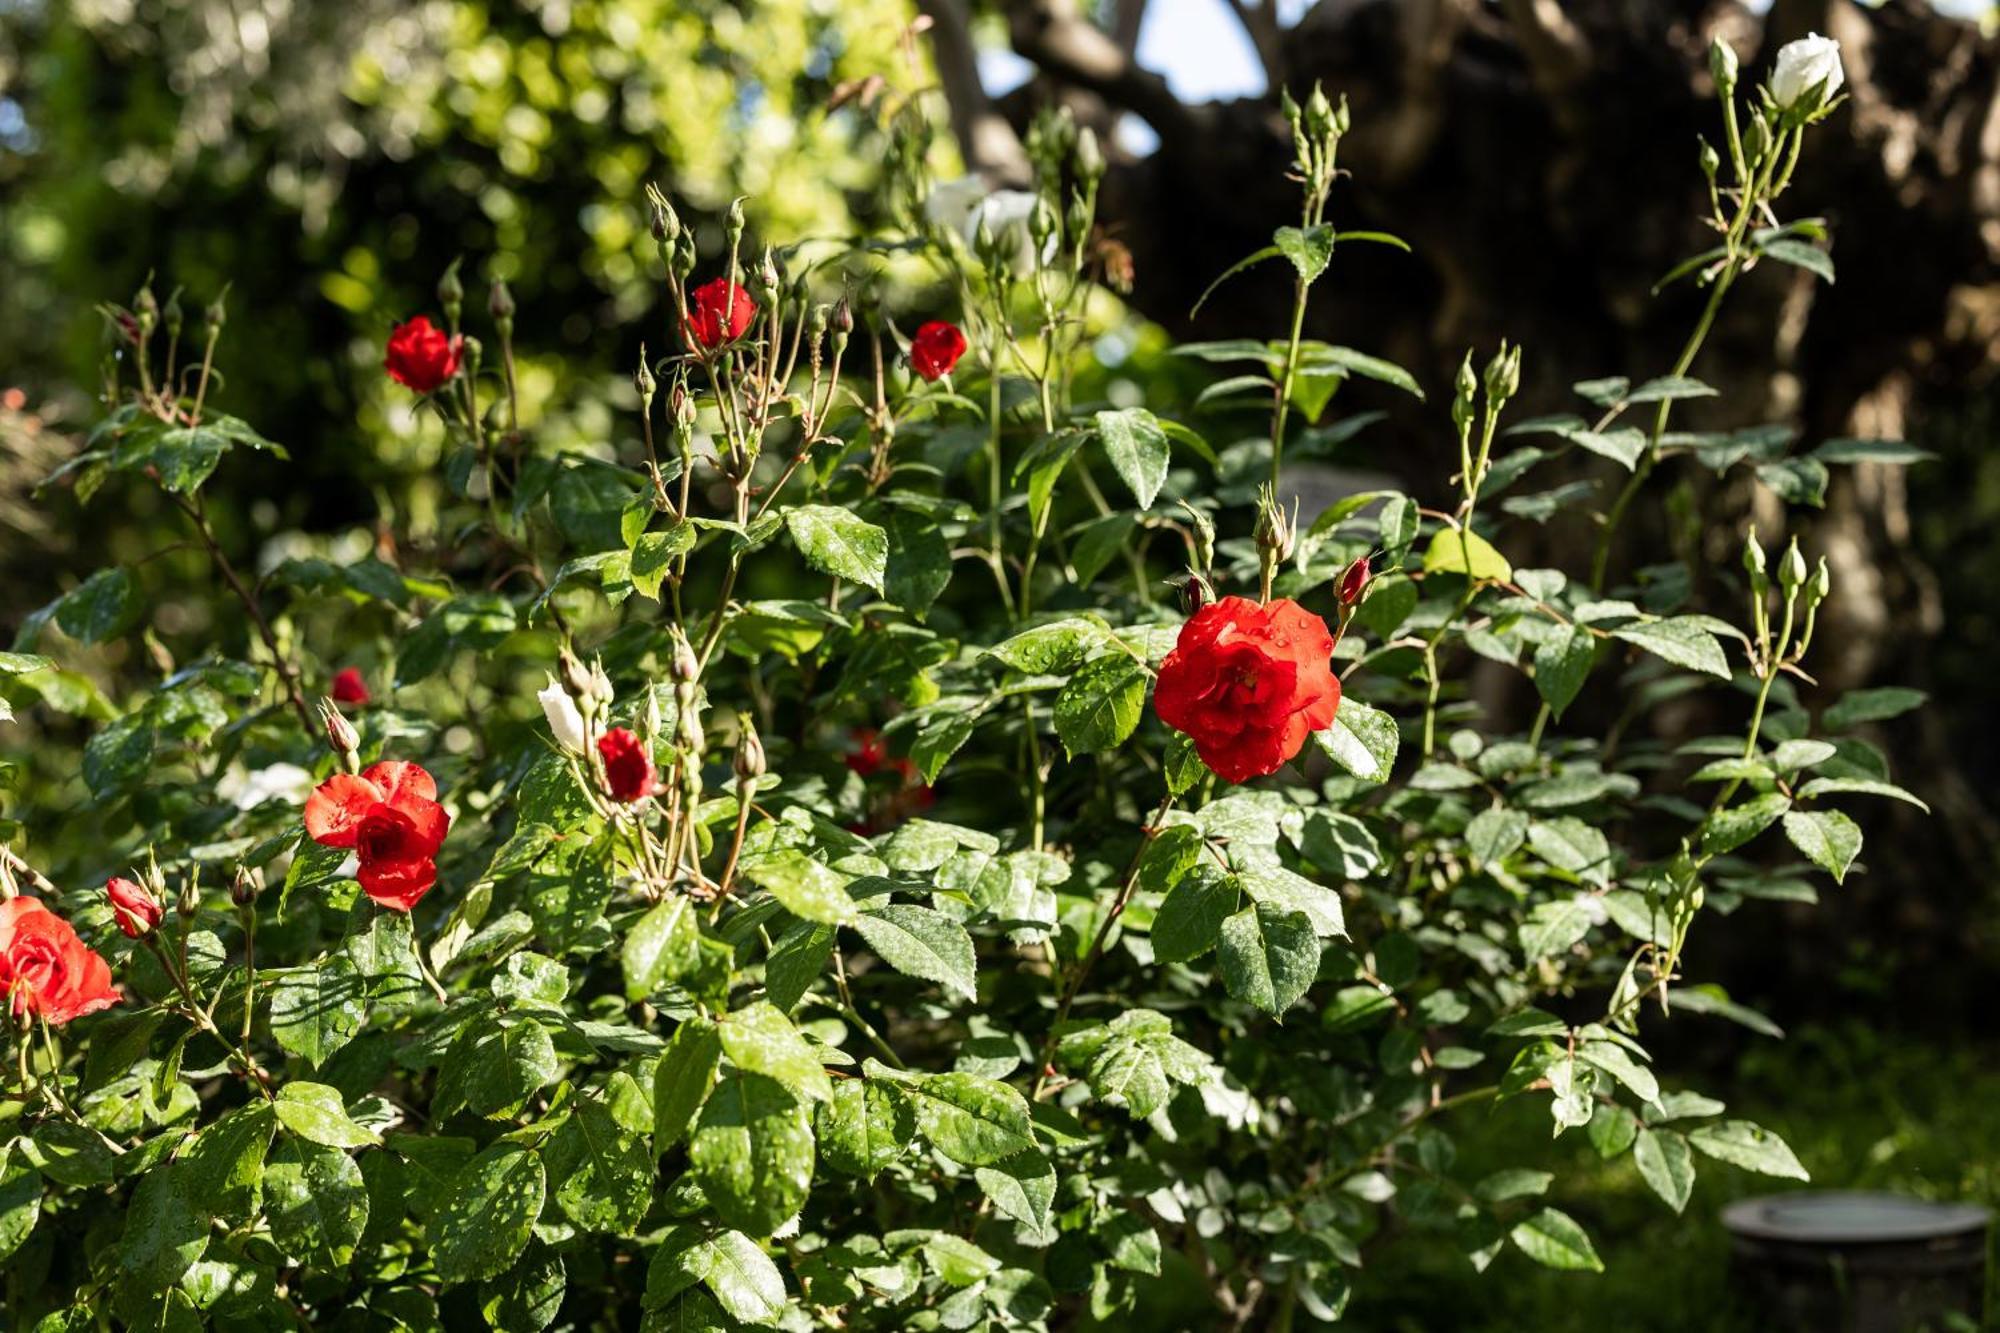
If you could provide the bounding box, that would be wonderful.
[304,760,450,912]
[910,321,967,382]
[1154,596,1341,784]
[685,279,756,349]
[106,876,163,939]
[384,316,463,394]
[598,728,657,803]
[0,897,119,1025]
[331,667,371,706]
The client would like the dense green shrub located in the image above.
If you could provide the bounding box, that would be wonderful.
[0,37,1932,1331]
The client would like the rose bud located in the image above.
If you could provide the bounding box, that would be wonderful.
[230,865,263,909]
[735,718,766,784]
[909,321,968,383]
[597,728,658,803]
[538,675,588,755]
[684,278,756,350]
[331,667,370,706]
[106,876,164,939]
[384,316,463,394]
[1338,555,1372,607]
[1175,571,1214,615]
[319,698,360,758]
[1769,33,1842,115]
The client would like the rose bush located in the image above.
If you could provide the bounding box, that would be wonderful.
[0,37,1934,1332]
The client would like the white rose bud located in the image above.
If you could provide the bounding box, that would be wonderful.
[1769,34,1842,114]
[538,674,588,754]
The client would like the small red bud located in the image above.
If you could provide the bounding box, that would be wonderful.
[1338,555,1372,607]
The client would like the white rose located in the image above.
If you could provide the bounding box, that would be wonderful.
[222,762,315,811]
[923,176,988,238]
[1769,34,1842,113]
[538,675,588,754]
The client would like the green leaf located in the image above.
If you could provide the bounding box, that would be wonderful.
[118,1163,208,1287]
[1823,686,1926,730]
[1626,376,1718,404]
[179,1104,275,1223]
[742,850,859,926]
[718,1001,834,1105]
[1702,793,1790,855]
[481,1249,567,1333]
[1054,654,1147,757]
[654,1017,723,1152]
[1611,617,1732,679]
[1757,457,1829,507]
[689,1070,816,1236]
[56,568,137,644]
[1509,1207,1604,1272]
[269,954,367,1067]
[1634,1127,1696,1213]
[986,617,1106,674]
[0,1154,41,1264]
[1532,624,1596,718]
[884,508,952,620]
[764,920,835,1011]
[645,1226,789,1323]
[429,1144,547,1285]
[1150,866,1236,964]
[1474,1169,1554,1203]
[1797,777,1928,812]
[1760,237,1834,284]
[974,1150,1058,1242]
[1812,437,1935,465]
[1217,903,1319,1017]
[1519,896,1595,961]
[817,1078,915,1180]
[1273,224,1335,282]
[1688,1120,1810,1180]
[1528,818,1611,886]
[1095,408,1171,509]
[274,1081,381,1149]
[853,904,977,1001]
[265,1138,370,1268]
[622,896,702,999]
[1465,808,1529,867]
[1305,345,1425,399]
[784,505,887,593]
[1422,527,1512,583]
[1312,699,1399,783]
[548,1098,653,1235]
[1782,809,1862,884]
[896,1068,1036,1166]
[630,521,695,601]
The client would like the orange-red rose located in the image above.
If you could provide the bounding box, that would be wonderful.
[383,316,463,394]
[1153,596,1341,783]
[685,279,756,349]
[598,728,657,803]
[910,321,967,382]
[0,897,119,1025]
[304,760,450,911]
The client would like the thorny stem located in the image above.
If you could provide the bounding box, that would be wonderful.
[173,493,316,739]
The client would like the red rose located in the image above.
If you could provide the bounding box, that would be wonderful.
[1153,596,1341,784]
[384,316,463,394]
[684,279,756,350]
[910,321,967,382]
[0,897,119,1026]
[304,759,450,911]
[331,667,371,706]
[106,876,163,939]
[598,728,657,803]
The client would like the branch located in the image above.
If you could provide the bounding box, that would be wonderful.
[915,0,1031,181]
[1002,0,1203,144]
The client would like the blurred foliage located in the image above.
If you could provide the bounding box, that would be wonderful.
[0,0,927,547]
